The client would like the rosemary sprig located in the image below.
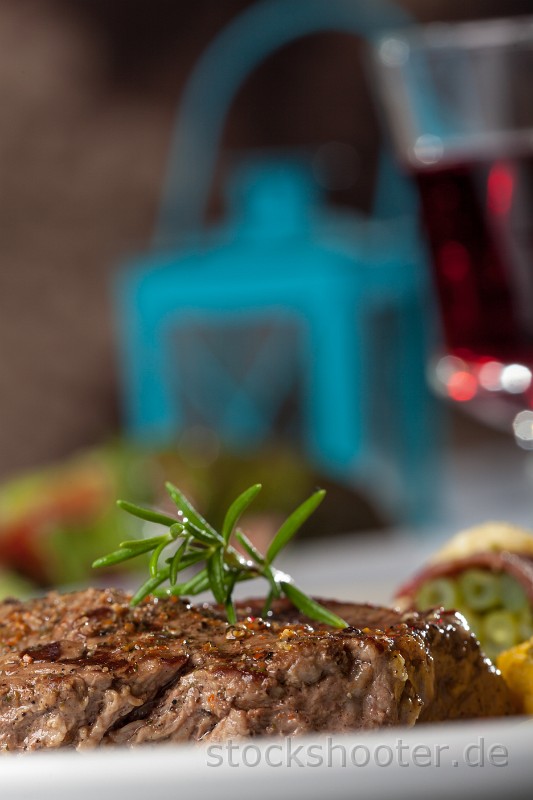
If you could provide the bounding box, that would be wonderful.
[92,482,347,629]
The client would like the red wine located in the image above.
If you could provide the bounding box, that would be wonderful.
[417,155,533,427]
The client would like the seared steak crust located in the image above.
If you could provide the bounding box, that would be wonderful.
[0,589,514,751]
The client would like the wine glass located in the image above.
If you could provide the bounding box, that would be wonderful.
[372,15,533,446]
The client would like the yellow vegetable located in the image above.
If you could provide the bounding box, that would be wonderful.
[497,638,533,715]
[429,521,533,564]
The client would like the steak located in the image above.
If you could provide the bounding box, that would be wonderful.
[0,588,514,751]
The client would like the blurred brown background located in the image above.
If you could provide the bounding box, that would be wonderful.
[1,0,532,480]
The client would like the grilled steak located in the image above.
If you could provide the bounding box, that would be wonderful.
[0,588,514,751]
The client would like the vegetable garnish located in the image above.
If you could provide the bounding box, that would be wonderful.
[93,482,348,629]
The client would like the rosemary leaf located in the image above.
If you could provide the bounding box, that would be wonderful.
[165,482,218,537]
[169,539,188,586]
[165,568,210,597]
[167,549,207,572]
[235,529,265,565]
[222,484,262,544]
[224,546,255,572]
[266,489,325,565]
[92,548,141,568]
[225,599,237,626]
[264,565,282,598]
[224,571,238,603]
[280,582,347,629]
[131,567,171,606]
[169,523,186,540]
[207,550,227,605]
[149,537,171,578]
[183,520,224,546]
[116,500,176,528]
[261,589,275,617]
[119,535,169,551]
[181,549,210,567]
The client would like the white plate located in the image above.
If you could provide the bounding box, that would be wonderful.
[2,718,532,800]
[7,532,533,798]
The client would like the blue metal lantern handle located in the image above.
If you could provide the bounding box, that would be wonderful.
[153,0,411,248]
